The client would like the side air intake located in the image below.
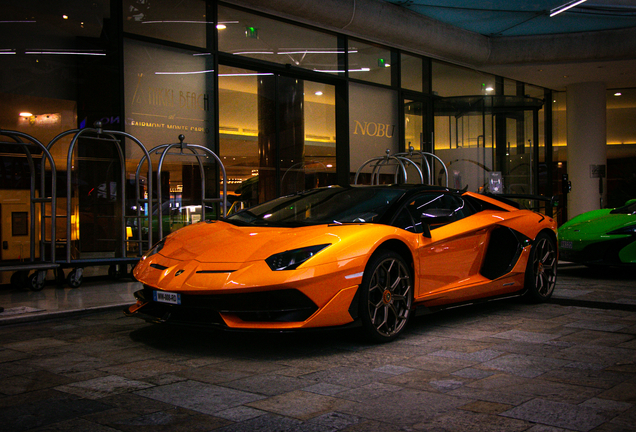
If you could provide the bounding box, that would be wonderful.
[480,227,525,280]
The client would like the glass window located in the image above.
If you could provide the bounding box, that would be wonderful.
[504,78,518,96]
[404,100,424,152]
[218,5,340,74]
[348,39,392,86]
[432,60,495,97]
[124,39,216,235]
[124,39,214,160]
[123,0,208,48]
[219,66,336,208]
[219,65,274,207]
[401,53,423,92]
[402,193,471,233]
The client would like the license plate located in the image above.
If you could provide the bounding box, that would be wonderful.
[560,240,573,249]
[153,290,181,305]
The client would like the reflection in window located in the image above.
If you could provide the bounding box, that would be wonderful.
[123,0,208,48]
[401,53,423,92]
[432,60,495,97]
[218,66,336,207]
[218,5,340,73]
[348,39,392,86]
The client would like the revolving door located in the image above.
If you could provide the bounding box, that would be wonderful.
[433,95,544,196]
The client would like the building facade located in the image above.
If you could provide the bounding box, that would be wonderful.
[1,0,634,276]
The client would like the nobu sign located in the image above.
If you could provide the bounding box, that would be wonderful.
[353,120,396,138]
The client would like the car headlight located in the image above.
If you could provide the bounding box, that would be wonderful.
[265,244,331,271]
[608,225,636,235]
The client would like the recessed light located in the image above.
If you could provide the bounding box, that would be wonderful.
[315,91,323,96]
[216,24,226,30]
[19,112,33,117]
[614,92,622,96]
[63,15,68,19]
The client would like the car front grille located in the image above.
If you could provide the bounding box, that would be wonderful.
[137,286,319,324]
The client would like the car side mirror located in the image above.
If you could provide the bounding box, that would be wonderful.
[420,209,454,238]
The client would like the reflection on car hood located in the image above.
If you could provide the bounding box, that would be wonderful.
[157,220,341,263]
[560,210,635,235]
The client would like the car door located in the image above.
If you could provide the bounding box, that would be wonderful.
[392,191,495,302]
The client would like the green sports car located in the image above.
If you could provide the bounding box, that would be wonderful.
[559,199,636,266]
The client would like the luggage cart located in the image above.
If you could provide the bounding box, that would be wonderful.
[0,130,57,291]
[394,146,449,187]
[46,122,153,288]
[354,149,423,185]
[140,134,227,241]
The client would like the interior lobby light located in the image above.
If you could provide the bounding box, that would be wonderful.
[549,0,587,17]
[315,91,323,96]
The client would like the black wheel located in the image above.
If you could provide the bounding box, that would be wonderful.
[524,232,557,302]
[28,271,45,291]
[359,250,413,342]
[67,268,83,288]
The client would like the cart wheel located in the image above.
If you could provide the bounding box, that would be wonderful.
[108,265,122,280]
[28,271,46,292]
[10,271,29,289]
[67,268,83,288]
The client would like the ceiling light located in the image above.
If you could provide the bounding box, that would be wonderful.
[485,86,494,92]
[155,69,215,75]
[19,112,33,117]
[549,0,587,17]
[315,91,323,96]
[216,24,226,30]
[614,92,622,96]
[62,15,68,19]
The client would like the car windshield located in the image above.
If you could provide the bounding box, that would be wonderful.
[610,200,636,215]
[225,186,405,227]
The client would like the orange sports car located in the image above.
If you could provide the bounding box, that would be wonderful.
[125,184,558,342]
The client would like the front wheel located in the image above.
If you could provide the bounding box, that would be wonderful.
[359,250,413,343]
[524,232,557,302]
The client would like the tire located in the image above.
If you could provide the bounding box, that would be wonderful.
[67,268,84,288]
[28,271,45,292]
[359,250,413,342]
[524,232,557,302]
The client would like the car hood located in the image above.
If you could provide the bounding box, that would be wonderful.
[559,210,634,236]
[154,220,348,263]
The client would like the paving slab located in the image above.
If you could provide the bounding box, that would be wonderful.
[0,266,636,431]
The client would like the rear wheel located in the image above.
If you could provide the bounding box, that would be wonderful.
[524,232,557,302]
[359,250,413,342]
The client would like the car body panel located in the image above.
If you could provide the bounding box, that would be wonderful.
[558,200,636,266]
[127,185,557,334]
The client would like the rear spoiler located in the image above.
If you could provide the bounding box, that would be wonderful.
[484,193,559,210]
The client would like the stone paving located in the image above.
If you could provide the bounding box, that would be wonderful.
[0,266,635,431]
